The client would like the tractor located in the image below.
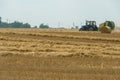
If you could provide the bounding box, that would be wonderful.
[99,21,115,33]
[79,21,98,31]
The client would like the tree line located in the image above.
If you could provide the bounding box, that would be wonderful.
[0,17,49,28]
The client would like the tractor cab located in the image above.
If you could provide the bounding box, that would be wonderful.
[86,21,96,26]
[79,21,98,31]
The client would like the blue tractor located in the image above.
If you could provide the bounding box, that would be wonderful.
[79,21,98,31]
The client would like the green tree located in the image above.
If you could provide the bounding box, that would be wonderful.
[23,23,31,28]
[9,21,31,28]
[39,23,49,28]
[0,17,1,24]
[33,26,37,28]
[0,17,1,27]
[9,21,23,28]
[75,26,79,29]
[0,17,31,28]
[0,22,9,28]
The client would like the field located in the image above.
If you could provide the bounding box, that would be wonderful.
[0,28,120,80]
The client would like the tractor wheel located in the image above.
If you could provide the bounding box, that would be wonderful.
[88,27,93,31]
[79,28,83,31]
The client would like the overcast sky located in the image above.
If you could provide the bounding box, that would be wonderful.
[0,0,120,28]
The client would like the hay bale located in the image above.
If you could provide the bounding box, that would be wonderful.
[99,25,112,33]
[99,21,115,33]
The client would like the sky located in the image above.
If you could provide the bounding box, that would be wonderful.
[0,0,120,28]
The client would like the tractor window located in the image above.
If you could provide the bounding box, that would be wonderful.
[92,22,96,25]
[86,21,90,25]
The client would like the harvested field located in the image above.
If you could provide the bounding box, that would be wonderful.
[0,28,120,80]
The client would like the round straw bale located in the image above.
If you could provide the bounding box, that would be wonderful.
[99,26,112,33]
